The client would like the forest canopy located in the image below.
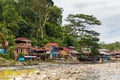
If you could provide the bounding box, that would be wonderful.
[0,0,101,52]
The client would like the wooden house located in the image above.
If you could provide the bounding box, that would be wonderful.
[45,42,60,58]
[14,37,32,60]
[29,47,47,60]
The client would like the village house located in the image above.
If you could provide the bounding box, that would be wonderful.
[0,39,9,54]
[13,38,83,61]
[44,42,60,58]
[14,37,32,60]
[29,47,47,60]
[14,37,50,61]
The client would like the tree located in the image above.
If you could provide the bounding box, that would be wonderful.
[2,2,21,36]
[0,32,4,40]
[44,6,63,37]
[28,0,54,39]
[99,41,120,50]
[65,14,101,38]
[7,46,15,59]
[65,14,101,58]
[47,6,63,25]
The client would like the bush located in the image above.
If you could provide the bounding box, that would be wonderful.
[0,54,12,60]
[79,55,88,61]
[19,52,24,57]
[7,46,15,59]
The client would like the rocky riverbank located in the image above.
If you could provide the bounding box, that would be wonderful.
[0,62,120,80]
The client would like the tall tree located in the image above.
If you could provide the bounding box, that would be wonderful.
[2,1,21,36]
[45,6,63,37]
[0,0,16,42]
[65,14,101,56]
[28,0,54,39]
[47,6,63,25]
[65,14,101,38]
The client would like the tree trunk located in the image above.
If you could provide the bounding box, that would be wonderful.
[41,27,44,38]
[39,12,49,38]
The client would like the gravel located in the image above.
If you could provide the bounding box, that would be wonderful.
[5,62,120,80]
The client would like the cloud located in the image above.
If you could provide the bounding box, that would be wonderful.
[53,0,120,43]
[74,0,120,18]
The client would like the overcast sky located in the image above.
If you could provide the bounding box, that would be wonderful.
[53,0,120,44]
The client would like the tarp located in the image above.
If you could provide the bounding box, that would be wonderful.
[69,50,80,54]
[18,57,25,62]
[0,49,5,54]
[63,47,70,52]
[51,47,55,57]
[100,52,110,55]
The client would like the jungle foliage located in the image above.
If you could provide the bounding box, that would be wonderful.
[0,0,101,54]
[100,42,120,50]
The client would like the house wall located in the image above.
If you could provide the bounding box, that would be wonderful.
[14,48,29,60]
[14,40,32,60]
[16,41,32,47]
[15,48,29,54]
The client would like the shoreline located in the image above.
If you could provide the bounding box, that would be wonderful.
[0,60,119,70]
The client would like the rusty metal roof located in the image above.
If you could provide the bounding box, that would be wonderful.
[45,42,59,47]
[14,37,32,42]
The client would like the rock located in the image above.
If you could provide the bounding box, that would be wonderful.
[4,62,120,80]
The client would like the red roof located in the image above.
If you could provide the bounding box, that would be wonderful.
[63,47,70,52]
[16,45,29,48]
[15,37,31,42]
[43,47,51,51]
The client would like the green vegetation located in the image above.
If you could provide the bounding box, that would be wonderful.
[80,55,88,61]
[0,69,35,80]
[0,54,11,60]
[7,46,15,59]
[19,52,25,57]
[65,14,101,55]
[100,41,120,50]
[0,0,101,60]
